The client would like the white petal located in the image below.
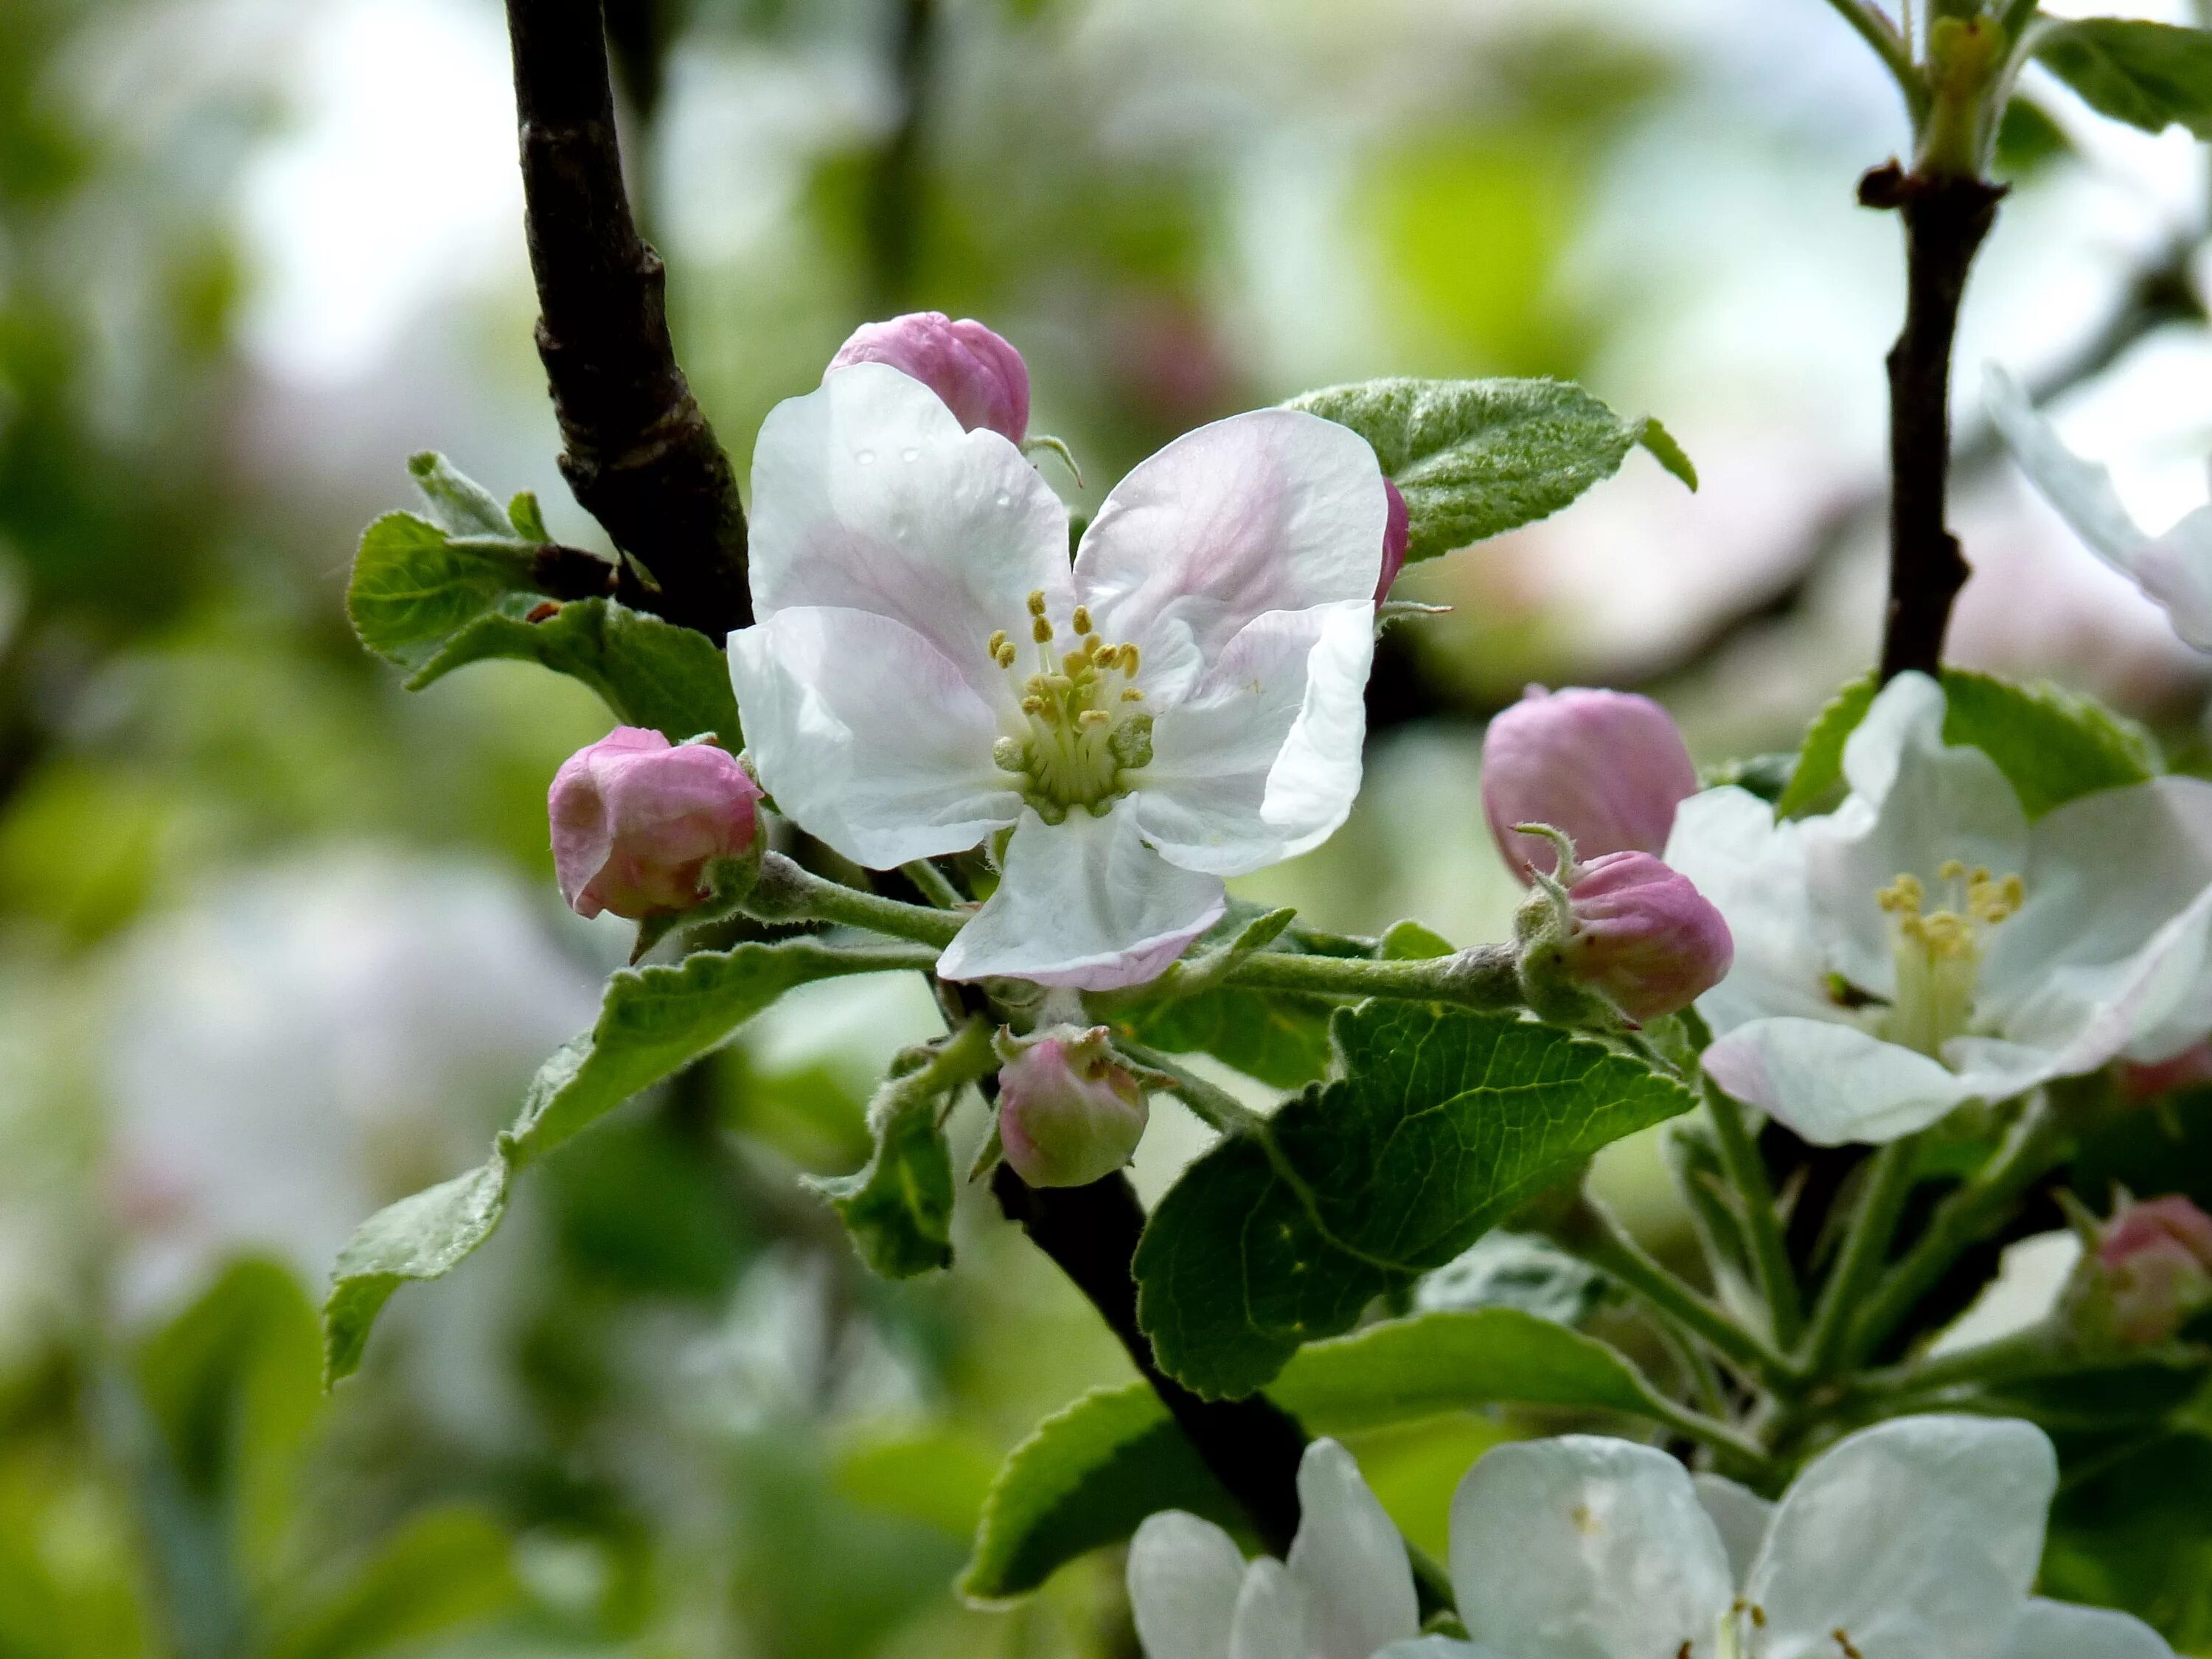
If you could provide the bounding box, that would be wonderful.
[1664,787,1833,1034]
[749,361,1072,714]
[1130,1512,1251,1659]
[1690,1473,1773,1589]
[936,802,1226,990]
[1229,1559,1312,1659]
[1988,363,2212,651]
[1983,779,2212,1063]
[1806,672,2030,1000]
[1746,1416,2055,1659]
[1927,1231,2082,1359]
[1076,409,1385,703]
[728,606,1020,868]
[1135,601,1372,877]
[1448,1436,1731,1659]
[1999,1599,2175,1659]
[1376,1642,1492,1659]
[1701,1018,1982,1146]
[1287,1440,1419,1659]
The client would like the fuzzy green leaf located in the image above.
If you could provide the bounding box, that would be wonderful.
[1777,669,2159,821]
[2036,18,2212,140]
[1286,378,1693,565]
[806,1091,958,1279]
[323,940,935,1383]
[962,1307,1665,1600]
[1133,1004,1695,1399]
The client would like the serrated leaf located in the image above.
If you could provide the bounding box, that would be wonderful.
[347,513,534,674]
[1119,987,1336,1090]
[807,1085,958,1279]
[1133,1004,1695,1399]
[1777,669,2159,821]
[962,1307,1664,1600]
[323,939,933,1383]
[1286,378,1692,565]
[2035,18,2212,140]
[406,451,515,538]
[506,490,550,543]
[1380,919,1455,960]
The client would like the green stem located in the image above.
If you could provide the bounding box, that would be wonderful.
[1702,1077,1804,1351]
[1817,0,1927,122]
[1638,1390,1776,1484]
[745,852,964,948]
[1217,943,1522,1010]
[1117,1042,1267,1137]
[900,857,967,910]
[1801,1138,1918,1377]
[883,1015,999,1111]
[1845,1097,2066,1363]
[1552,1194,1801,1390]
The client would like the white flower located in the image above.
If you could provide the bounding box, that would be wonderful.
[1394,1415,2173,1659]
[1663,672,2212,1145]
[1986,364,2212,651]
[1128,1439,1421,1659]
[728,362,1385,990]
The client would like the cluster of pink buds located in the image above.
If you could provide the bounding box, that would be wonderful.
[2070,1194,2212,1346]
[1484,687,1728,1023]
[550,728,762,920]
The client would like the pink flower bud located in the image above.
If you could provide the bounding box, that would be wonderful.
[997,1027,1148,1189]
[827,313,1030,443]
[1559,851,1733,1022]
[2092,1195,2212,1345]
[1376,479,1409,605]
[1482,686,1700,880]
[2120,1041,2212,1101]
[549,728,761,920]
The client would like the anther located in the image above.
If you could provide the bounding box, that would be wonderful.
[1032,616,1054,644]
[1026,590,1048,617]
[1079,709,1110,728]
[1020,695,1043,716]
[1062,650,1090,677]
[988,629,1008,656]
[995,641,1018,667]
[1120,687,1145,703]
[1072,605,1093,635]
[1938,858,1966,882]
[992,737,1027,773]
[1121,644,1141,675]
[1833,1630,1862,1659]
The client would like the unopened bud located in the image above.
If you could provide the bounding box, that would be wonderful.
[995,1026,1148,1188]
[827,312,1031,443]
[2073,1195,2212,1346]
[549,728,762,920]
[2119,1041,2212,1102]
[1514,841,1732,1025]
[1376,479,1410,605]
[1481,686,1700,880]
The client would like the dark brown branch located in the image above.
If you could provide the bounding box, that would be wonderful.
[990,1165,1310,1557]
[1861,162,2004,683]
[504,0,750,641]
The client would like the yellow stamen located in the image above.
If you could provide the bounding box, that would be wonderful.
[1071,605,1093,635]
[1032,616,1054,644]
[1026,590,1048,617]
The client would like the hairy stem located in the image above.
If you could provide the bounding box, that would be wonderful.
[1861,162,2005,682]
[504,0,750,639]
[1703,1078,1804,1350]
[1816,0,1926,119]
[1217,942,1523,1011]
[744,853,964,947]
[1802,1138,1918,1375]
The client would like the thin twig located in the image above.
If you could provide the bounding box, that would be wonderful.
[504,0,750,640]
[1702,1077,1804,1350]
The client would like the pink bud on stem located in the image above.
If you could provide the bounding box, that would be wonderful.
[2081,1194,2212,1346]
[549,728,762,920]
[827,313,1032,444]
[995,1027,1149,1189]
[1481,686,1700,880]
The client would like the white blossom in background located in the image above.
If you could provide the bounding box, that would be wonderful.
[730,361,1386,989]
[1666,672,2212,1145]
[105,849,601,1312]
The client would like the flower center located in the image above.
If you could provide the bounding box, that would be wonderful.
[1874,860,2023,1057]
[989,590,1153,823]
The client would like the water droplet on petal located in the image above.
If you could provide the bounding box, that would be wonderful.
[900,448,919,463]
[994,492,1012,508]
[855,449,875,465]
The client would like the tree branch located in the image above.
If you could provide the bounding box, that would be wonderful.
[1861,162,2005,683]
[504,0,750,641]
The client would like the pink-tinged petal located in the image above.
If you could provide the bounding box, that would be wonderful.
[1481,686,1700,880]
[749,363,1071,715]
[549,728,762,919]
[996,1027,1149,1189]
[827,312,1031,443]
[1703,1018,1984,1146]
[937,803,1225,990]
[1134,599,1372,877]
[1376,479,1409,605]
[1665,787,1834,1034]
[728,605,1020,869]
[1074,409,1385,703]
[1559,851,1733,1022]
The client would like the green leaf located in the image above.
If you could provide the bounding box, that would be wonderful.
[805,1083,959,1279]
[1285,378,1693,565]
[1776,669,2159,821]
[1134,1004,1696,1399]
[1380,919,1456,960]
[962,1307,1666,1599]
[323,939,933,1383]
[2034,18,2212,141]
[261,1506,517,1659]
[1120,987,1336,1090]
[346,454,738,742]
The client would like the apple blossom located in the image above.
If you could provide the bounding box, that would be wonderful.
[1666,672,2212,1146]
[728,361,1386,990]
[1129,1439,1419,1659]
[827,312,1031,444]
[1546,849,1734,1023]
[995,1026,1149,1187]
[2073,1194,2212,1346]
[1483,686,1701,879]
[1986,364,2212,652]
[549,728,762,919]
[1377,479,1409,604]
